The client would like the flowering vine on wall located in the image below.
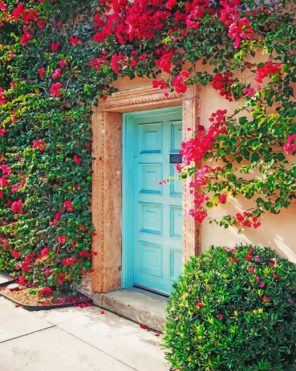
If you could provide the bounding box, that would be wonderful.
[0,0,295,290]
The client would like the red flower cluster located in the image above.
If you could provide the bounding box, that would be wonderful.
[64,200,73,212]
[50,83,62,98]
[236,211,261,229]
[70,35,82,47]
[195,301,204,310]
[0,87,6,106]
[219,0,253,48]
[255,61,282,83]
[52,68,61,80]
[181,110,227,165]
[172,71,189,94]
[51,42,60,52]
[21,31,32,46]
[11,199,24,214]
[32,139,46,151]
[41,286,53,295]
[50,211,62,226]
[283,135,296,155]
[211,72,233,101]
[58,235,67,244]
[156,50,175,73]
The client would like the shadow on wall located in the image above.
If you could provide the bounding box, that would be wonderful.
[201,197,296,264]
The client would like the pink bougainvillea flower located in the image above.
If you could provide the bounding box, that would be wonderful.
[263,295,270,303]
[0,163,11,175]
[212,72,233,101]
[152,79,168,90]
[11,184,20,193]
[50,211,62,226]
[236,212,261,229]
[21,31,32,46]
[195,301,204,310]
[59,60,68,68]
[18,276,26,285]
[248,267,255,274]
[64,200,73,212]
[50,83,62,98]
[70,35,82,47]
[80,250,91,258]
[255,61,282,83]
[218,194,227,203]
[38,68,45,78]
[283,134,296,155]
[32,139,46,151]
[61,257,75,266]
[41,286,53,295]
[0,87,6,105]
[52,68,61,80]
[229,256,239,263]
[0,2,7,11]
[44,268,51,276]
[12,250,20,259]
[73,154,82,164]
[166,0,177,9]
[40,246,49,257]
[156,50,174,73]
[242,87,255,98]
[172,71,189,94]
[51,42,60,51]
[58,235,67,244]
[245,255,252,261]
[189,208,207,222]
[37,20,45,29]
[11,199,24,214]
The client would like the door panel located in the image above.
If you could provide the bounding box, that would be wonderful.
[124,107,182,295]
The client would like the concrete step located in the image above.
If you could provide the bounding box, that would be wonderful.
[82,287,168,333]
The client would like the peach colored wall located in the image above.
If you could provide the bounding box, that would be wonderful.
[112,75,296,264]
[199,84,296,263]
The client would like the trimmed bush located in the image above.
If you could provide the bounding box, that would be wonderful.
[164,245,296,370]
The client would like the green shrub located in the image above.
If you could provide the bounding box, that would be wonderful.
[164,245,296,370]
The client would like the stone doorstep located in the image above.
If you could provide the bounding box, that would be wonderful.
[80,287,168,333]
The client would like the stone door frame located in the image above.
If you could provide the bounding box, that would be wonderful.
[91,85,201,292]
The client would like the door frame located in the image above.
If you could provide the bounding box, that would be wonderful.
[122,111,135,288]
[91,85,201,293]
[122,107,183,289]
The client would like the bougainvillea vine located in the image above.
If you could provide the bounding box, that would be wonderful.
[0,0,295,292]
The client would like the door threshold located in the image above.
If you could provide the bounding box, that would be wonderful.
[134,284,169,298]
[82,287,168,332]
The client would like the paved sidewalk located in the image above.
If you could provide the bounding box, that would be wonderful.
[0,297,169,371]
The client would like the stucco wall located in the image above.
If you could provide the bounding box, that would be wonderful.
[199,84,296,263]
[112,75,296,264]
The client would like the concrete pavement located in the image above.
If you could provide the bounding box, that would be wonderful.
[0,297,170,371]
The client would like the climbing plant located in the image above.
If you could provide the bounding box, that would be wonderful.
[0,0,295,290]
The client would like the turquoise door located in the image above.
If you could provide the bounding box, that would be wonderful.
[123,107,183,295]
